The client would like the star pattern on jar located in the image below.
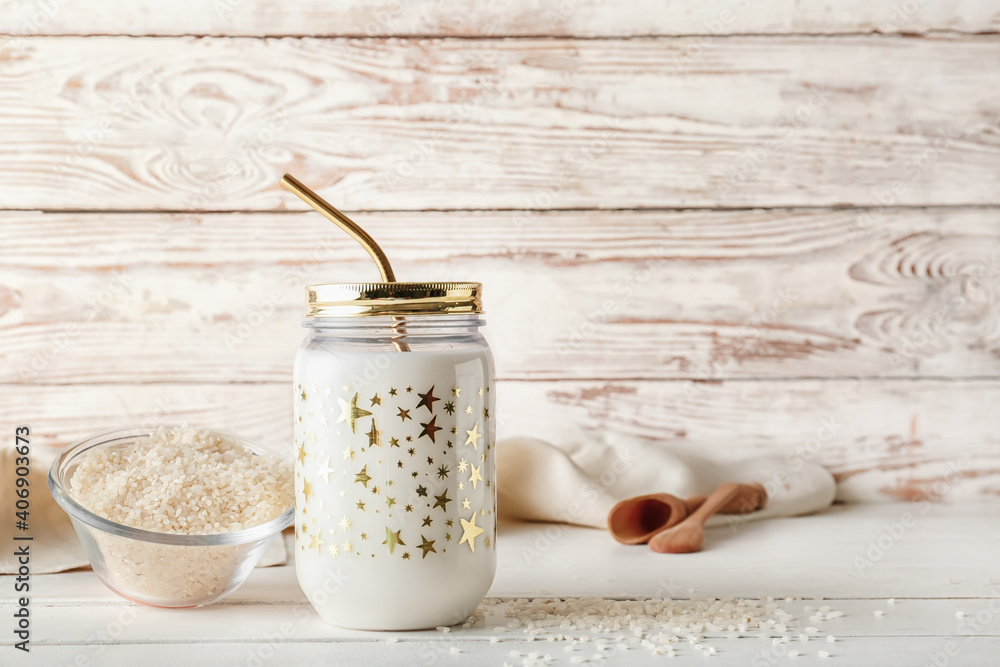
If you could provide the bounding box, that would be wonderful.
[295,376,495,560]
[459,514,484,553]
[337,393,372,434]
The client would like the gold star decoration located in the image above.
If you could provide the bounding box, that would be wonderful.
[356,500,366,510]
[416,485,428,497]
[404,504,413,513]
[458,482,464,490]
[483,407,490,419]
[484,536,491,548]
[469,464,483,490]
[418,535,437,559]
[443,401,456,415]
[452,387,461,397]
[465,405,473,415]
[309,532,324,553]
[402,552,411,560]
[390,437,400,448]
[389,387,398,396]
[383,527,405,554]
[422,515,432,527]
[437,465,449,480]
[342,446,354,461]
[367,420,381,447]
[343,541,352,553]
[328,543,340,557]
[446,519,453,527]
[445,532,452,541]
[457,458,469,472]
[300,388,308,402]
[355,465,372,488]
[419,415,442,443]
[459,514,484,552]
[361,532,367,540]
[296,443,307,465]
[337,393,372,433]
[370,394,381,406]
[433,490,451,511]
[302,479,314,501]
[339,516,351,530]
[465,422,482,449]
[416,385,439,412]
[386,496,396,509]
[316,457,334,483]
[462,498,471,510]
[397,407,411,422]
[406,386,413,393]
[478,387,484,396]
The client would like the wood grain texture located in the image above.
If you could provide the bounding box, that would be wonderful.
[1,0,998,37]
[1,36,999,211]
[4,379,997,502]
[2,209,998,384]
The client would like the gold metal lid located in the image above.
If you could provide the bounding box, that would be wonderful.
[306,282,483,318]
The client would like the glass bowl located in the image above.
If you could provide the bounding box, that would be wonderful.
[48,425,294,608]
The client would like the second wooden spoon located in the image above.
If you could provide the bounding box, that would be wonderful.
[648,482,741,554]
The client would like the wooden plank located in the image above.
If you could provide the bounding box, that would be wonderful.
[9,506,999,663]
[2,209,998,384]
[1,37,999,211]
[15,638,1000,667]
[3,379,998,501]
[11,599,1000,644]
[1,0,997,37]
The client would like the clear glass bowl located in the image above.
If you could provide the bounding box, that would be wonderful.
[48,425,294,608]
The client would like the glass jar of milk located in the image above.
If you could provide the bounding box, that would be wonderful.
[293,282,496,630]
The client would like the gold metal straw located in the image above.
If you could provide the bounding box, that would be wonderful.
[280,173,409,351]
[280,173,397,282]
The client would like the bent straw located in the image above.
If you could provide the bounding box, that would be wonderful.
[280,173,409,351]
[280,173,396,282]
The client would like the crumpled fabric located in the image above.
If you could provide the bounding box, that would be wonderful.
[496,431,836,529]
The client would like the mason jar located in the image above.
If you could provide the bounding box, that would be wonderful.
[292,282,496,630]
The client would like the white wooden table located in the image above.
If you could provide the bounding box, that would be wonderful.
[6,502,998,666]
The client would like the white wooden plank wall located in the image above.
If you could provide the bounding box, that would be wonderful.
[1,1,999,502]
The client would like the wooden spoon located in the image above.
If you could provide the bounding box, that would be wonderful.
[608,483,768,545]
[684,482,767,516]
[648,482,741,554]
[608,493,689,545]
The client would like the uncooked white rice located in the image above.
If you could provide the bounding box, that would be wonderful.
[71,426,293,534]
[69,426,293,604]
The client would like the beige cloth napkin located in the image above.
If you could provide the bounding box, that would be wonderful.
[0,441,287,575]
[496,432,836,528]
